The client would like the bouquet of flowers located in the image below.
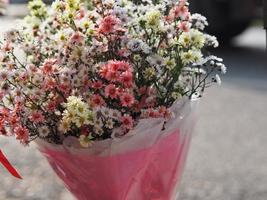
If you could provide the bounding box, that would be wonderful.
[0,0,226,199]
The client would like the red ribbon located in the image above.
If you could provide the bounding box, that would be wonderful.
[0,150,22,179]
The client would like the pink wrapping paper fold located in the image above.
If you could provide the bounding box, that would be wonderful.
[37,99,197,200]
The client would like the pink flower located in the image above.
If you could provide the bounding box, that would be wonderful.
[178,21,190,32]
[106,70,118,82]
[19,72,29,82]
[109,60,131,71]
[120,71,133,87]
[46,101,57,111]
[43,77,57,90]
[41,59,57,75]
[98,15,120,34]
[76,9,85,20]
[105,84,117,99]
[70,32,84,44]
[58,83,71,95]
[8,114,20,127]
[91,94,105,107]
[26,64,38,73]
[120,92,134,107]
[29,111,45,123]
[2,41,12,52]
[171,4,189,20]
[99,65,109,78]
[0,70,10,81]
[121,115,133,130]
[91,80,103,90]
[117,48,130,57]
[14,126,29,144]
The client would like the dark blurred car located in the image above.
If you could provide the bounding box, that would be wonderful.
[190,0,261,42]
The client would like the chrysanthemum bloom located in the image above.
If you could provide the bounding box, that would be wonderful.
[121,115,133,130]
[91,94,105,107]
[29,111,45,123]
[120,71,133,87]
[120,93,134,107]
[99,65,109,78]
[70,32,84,44]
[43,77,57,90]
[8,114,20,127]
[79,135,92,148]
[14,126,29,143]
[98,15,120,34]
[105,84,118,99]
[41,59,57,75]
[38,125,50,137]
[91,80,103,90]
[46,101,57,112]
[106,69,119,82]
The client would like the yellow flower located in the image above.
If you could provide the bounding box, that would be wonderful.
[165,58,176,70]
[59,118,71,134]
[145,10,162,30]
[178,32,191,48]
[178,29,205,49]
[180,50,194,65]
[190,29,205,49]
[79,135,93,148]
[61,96,94,130]
[144,67,156,80]
[28,0,47,18]
[66,0,80,11]
[191,49,203,62]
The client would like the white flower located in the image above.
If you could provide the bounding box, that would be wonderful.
[127,39,142,52]
[101,107,111,118]
[146,54,164,66]
[94,117,103,128]
[79,135,92,148]
[218,63,227,74]
[191,50,203,63]
[127,39,150,53]
[205,34,219,48]
[178,32,191,48]
[145,10,162,30]
[105,118,114,129]
[163,24,175,38]
[140,42,151,54]
[38,126,50,137]
[110,109,121,120]
[190,29,205,49]
[180,50,194,65]
[94,126,104,136]
[191,14,208,30]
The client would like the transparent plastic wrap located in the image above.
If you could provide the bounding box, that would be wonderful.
[36,99,198,200]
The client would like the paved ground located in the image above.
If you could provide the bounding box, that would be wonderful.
[0,16,266,200]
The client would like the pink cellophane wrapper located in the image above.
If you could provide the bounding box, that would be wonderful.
[36,99,197,200]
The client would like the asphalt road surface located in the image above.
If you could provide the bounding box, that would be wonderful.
[0,17,266,200]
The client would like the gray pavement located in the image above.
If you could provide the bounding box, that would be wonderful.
[0,17,267,200]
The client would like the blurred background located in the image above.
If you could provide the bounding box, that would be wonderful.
[0,0,266,200]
